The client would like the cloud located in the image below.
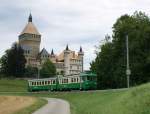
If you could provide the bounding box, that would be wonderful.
[0,0,150,70]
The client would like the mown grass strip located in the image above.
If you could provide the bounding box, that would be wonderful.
[0,79,27,92]
[14,98,47,114]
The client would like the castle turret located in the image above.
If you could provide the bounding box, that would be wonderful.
[19,13,41,59]
[50,49,56,63]
[51,49,54,56]
[78,46,84,72]
[64,45,70,75]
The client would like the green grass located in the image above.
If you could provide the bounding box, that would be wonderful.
[0,79,27,92]
[0,79,150,114]
[14,98,47,114]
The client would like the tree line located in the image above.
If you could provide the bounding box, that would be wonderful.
[0,42,56,78]
[90,11,150,89]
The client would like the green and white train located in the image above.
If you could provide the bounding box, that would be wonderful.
[28,71,97,91]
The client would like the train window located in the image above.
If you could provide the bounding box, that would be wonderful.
[63,79,65,83]
[71,78,74,82]
[48,81,51,85]
[29,82,31,86]
[45,81,47,85]
[65,79,67,83]
[74,78,76,82]
[53,80,56,84]
[87,76,90,80]
[64,79,68,83]
[77,78,79,82]
[82,77,87,81]
[86,76,96,81]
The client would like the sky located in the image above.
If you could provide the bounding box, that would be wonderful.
[0,0,150,70]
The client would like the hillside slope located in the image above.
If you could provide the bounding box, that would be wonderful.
[45,83,150,114]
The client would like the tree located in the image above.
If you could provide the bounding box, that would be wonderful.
[0,42,26,77]
[91,11,150,89]
[40,59,56,78]
[24,65,38,78]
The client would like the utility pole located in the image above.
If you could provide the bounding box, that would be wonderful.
[37,63,41,79]
[126,35,131,88]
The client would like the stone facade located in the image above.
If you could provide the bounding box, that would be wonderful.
[19,14,84,75]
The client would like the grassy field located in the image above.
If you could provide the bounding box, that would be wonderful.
[0,79,27,92]
[0,79,150,114]
[27,84,150,114]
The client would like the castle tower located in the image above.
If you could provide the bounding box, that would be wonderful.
[64,45,70,75]
[19,14,41,59]
[78,46,84,72]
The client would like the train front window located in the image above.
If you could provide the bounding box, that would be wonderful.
[82,77,87,81]
[87,76,97,81]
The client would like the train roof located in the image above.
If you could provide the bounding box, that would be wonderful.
[28,77,57,81]
[80,72,97,77]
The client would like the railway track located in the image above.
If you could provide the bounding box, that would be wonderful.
[0,88,128,94]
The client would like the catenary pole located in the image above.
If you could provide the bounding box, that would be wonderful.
[126,35,131,88]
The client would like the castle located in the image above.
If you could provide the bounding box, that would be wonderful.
[18,14,84,75]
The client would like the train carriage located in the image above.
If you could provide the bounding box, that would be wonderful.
[28,71,97,92]
[57,74,81,90]
[28,77,57,92]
